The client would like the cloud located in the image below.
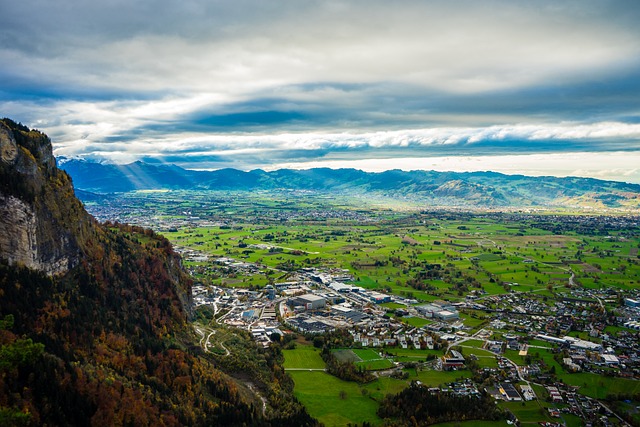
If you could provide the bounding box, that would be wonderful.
[46,121,640,167]
[3,0,639,97]
[2,0,640,182]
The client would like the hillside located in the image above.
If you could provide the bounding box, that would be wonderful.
[0,119,315,425]
[59,158,640,209]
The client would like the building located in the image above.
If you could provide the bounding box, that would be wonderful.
[442,350,465,370]
[265,285,276,300]
[499,383,522,401]
[291,293,326,310]
[601,354,620,365]
[625,298,640,308]
[535,334,567,345]
[563,357,581,372]
[546,386,563,403]
[320,292,345,304]
[520,384,536,401]
[416,302,459,320]
[368,291,391,304]
[329,282,354,293]
[624,321,640,330]
[436,310,460,321]
[562,336,602,352]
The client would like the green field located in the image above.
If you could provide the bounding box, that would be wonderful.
[283,345,326,369]
[332,348,395,370]
[502,400,555,424]
[559,372,640,399]
[352,348,385,361]
[414,369,472,386]
[288,371,382,426]
[153,193,640,305]
[400,316,433,327]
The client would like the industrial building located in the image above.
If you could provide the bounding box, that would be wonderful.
[368,291,391,304]
[290,293,326,310]
[625,298,640,308]
[416,302,460,320]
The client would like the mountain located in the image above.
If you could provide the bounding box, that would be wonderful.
[1,124,93,275]
[0,119,315,425]
[59,157,640,209]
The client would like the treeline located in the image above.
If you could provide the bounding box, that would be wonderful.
[377,382,503,426]
[311,329,375,383]
[321,346,375,384]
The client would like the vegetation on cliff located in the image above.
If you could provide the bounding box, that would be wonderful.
[0,119,316,425]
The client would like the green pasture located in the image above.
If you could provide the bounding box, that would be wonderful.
[157,200,640,425]
[561,414,588,427]
[559,372,640,399]
[414,369,472,386]
[332,349,359,364]
[385,346,442,357]
[165,212,640,303]
[361,376,408,401]
[379,302,405,309]
[283,345,326,369]
[356,359,394,370]
[460,315,488,330]
[473,356,499,368]
[331,348,395,370]
[459,339,485,348]
[288,370,382,426]
[399,316,433,327]
[503,349,528,366]
[501,400,554,424]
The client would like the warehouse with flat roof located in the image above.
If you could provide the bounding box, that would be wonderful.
[291,293,326,310]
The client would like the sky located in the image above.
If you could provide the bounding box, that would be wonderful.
[2,0,640,183]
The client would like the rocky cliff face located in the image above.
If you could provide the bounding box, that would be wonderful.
[0,119,92,275]
[0,118,314,426]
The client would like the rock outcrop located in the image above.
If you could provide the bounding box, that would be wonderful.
[0,118,315,426]
[0,118,92,275]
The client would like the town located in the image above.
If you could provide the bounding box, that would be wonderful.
[81,190,640,426]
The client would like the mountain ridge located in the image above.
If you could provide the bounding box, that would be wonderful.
[59,157,640,209]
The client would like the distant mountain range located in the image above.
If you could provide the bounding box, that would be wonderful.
[58,157,640,209]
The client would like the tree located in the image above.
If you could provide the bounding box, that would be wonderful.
[313,336,324,348]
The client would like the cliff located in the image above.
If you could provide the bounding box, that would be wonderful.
[0,119,92,274]
[0,119,315,425]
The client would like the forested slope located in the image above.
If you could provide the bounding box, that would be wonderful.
[0,118,315,426]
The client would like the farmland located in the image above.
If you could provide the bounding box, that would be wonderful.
[81,190,640,426]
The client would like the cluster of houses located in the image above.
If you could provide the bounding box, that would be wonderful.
[352,327,435,350]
